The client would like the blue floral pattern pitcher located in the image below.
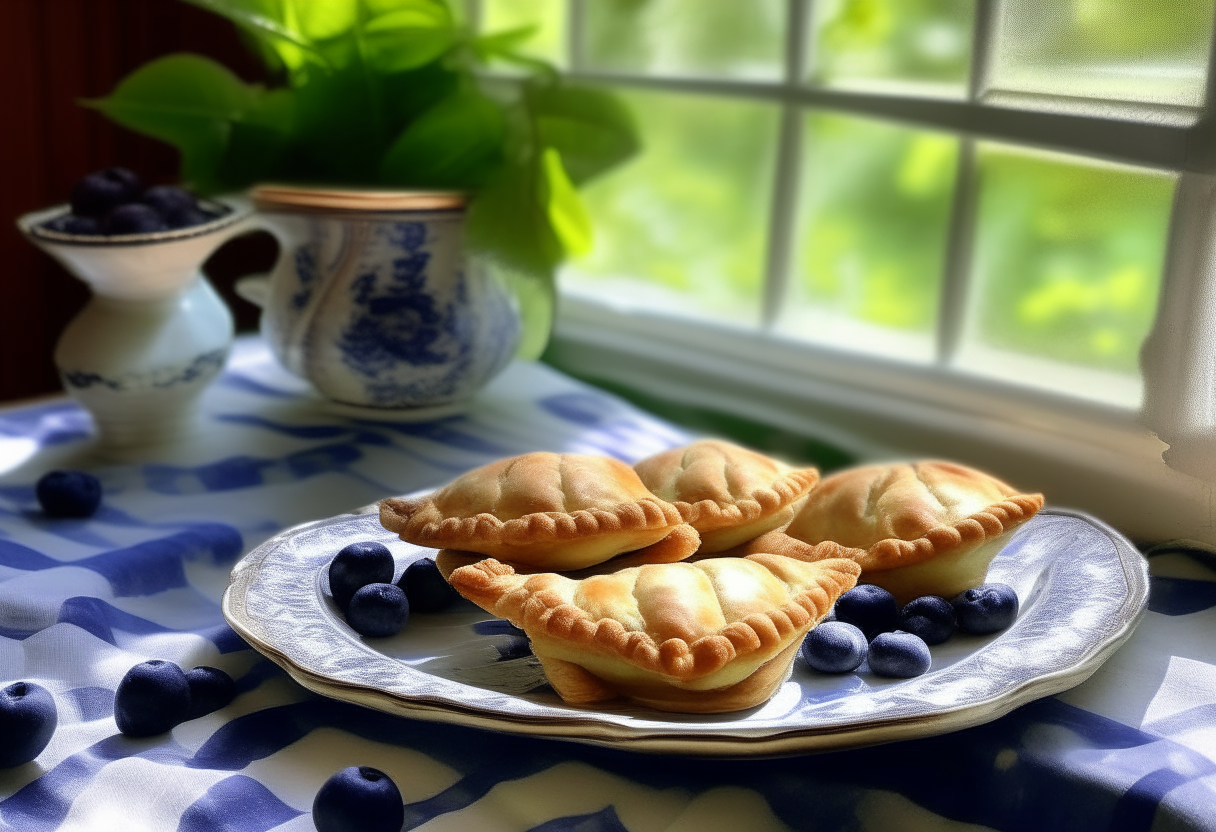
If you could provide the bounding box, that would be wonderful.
[251,187,520,409]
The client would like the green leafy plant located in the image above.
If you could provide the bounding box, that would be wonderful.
[84,0,638,350]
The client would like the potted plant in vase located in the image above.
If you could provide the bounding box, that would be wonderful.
[85,0,638,409]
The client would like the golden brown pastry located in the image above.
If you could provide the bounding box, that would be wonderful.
[446,553,861,713]
[749,460,1043,602]
[633,439,819,553]
[379,452,699,571]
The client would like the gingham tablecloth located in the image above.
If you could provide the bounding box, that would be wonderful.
[2,337,1216,832]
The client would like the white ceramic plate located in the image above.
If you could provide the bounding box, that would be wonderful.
[222,506,1148,757]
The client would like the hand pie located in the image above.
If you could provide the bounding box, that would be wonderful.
[633,440,819,553]
[379,452,699,571]
[766,460,1043,602]
[446,554,861,713]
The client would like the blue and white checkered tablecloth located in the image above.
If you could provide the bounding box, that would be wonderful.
[2,337,1216,832]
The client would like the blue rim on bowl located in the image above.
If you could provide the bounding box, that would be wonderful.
[18,197,251,247]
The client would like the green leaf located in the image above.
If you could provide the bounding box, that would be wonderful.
[379,89,504,187]
[527,83,640,185]
[487,260,554,360]
[214,88,297,190]
[466,157,562,281]
[539,148,592,257]
[83,54,258,192]
[470,24,539,61]
[362,1,455,73]
[182,0,329,79]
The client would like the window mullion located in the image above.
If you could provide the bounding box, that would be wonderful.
[568,0,585,71]
[968,0,997,100]
[935,139,979,366]
[761,0,811,329]
[464,0,482,31]
[936,0,996,366]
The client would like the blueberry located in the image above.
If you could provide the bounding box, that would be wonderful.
[313,766,404,832]
[398,557,460,612]
[101,203,169,235]
[114,660,191,736]
[952,583,1019,634]
[141,185,196,218]
[0,682,57,768]
[36,470,102,518]
[899,596,957,645]
[168,207,217,229]
[801,621,867,673]
[868,631,932,678]
[329,541,395,611]
[185,666,237,719]
[42,214,101,235]
[834,584,900,637]
[70,167,142,217]
[347,583,410,638]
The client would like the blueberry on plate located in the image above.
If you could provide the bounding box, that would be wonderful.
[398,557,460,612]
[833,584,901,637]
[70,167,143,217]
[41,214,101,235]
[868,631,932,678]
[899,595,957,645]
[114,660,191,737]
[801,621,868,673]
[0,681,58,768]
[101,203,169,235]
[329,541,395,611]
[347,583,409,638]
[953,583,1019,634]
[313,766,404,832]
[36,470,102,518]
[185,666,237,719]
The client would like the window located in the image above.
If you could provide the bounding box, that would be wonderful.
[472,0,1216,543]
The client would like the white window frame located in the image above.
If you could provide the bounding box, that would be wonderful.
[482,0,1216,545]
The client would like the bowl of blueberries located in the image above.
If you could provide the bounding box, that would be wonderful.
[29,167,238,239]
[16,168,254,448]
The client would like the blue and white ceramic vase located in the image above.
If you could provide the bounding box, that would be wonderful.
[17,200,251,448]
[249,186,520,409]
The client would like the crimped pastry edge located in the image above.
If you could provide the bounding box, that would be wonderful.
[762,493,1045,570]
[666,468,820,532]
[447,555,861,682]
[379,494,685,550]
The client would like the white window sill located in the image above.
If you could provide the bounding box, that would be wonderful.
[547,289,1213,546]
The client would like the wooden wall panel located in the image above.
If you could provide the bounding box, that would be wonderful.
[0,0,276,404]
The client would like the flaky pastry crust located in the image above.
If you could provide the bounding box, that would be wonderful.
[633,439,819,553]
[447,554,860,712]
[380,453,692,571]
[759,460,1044,601]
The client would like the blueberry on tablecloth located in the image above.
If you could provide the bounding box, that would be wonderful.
[899,595,957,645]
[36,470,102,518]
[801,621,868,673]
[399,557,460,612]
[0,681,58,768]
[868,631,932,678]
[329,541,395,611]
[347,583,409,638]
[185,666,237,719]
[313,766,404,832]
[953,583,1019,634]
[114,660,191,736]
[834,584,901,637]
